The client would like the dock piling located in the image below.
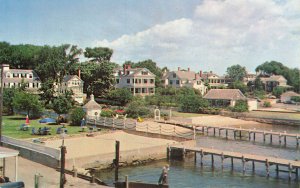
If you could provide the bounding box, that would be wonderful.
[265,159,270,177]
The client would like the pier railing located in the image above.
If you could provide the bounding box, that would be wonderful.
[86,116,195,140]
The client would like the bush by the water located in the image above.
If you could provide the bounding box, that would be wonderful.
[231,100,248,112]
[70,107,86,126]
[291,96,300,102]
[199,107,221,115]
[100,109,114,117]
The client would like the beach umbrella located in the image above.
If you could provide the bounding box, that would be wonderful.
[25,115,30,124]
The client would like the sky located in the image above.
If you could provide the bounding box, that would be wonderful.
[0,0,299,75]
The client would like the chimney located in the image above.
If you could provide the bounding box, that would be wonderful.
[90,94,95,101]
[195,73,199,80]
[188,67,190,72]
[78,66,81,79]
[200,70,202,77]
[178,67,180,71]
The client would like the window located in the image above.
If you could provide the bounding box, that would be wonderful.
[139,79,141,84]
[150,79,154,84]
[142,71,148,75]
[127,79,130,84]
[149,88,154,93]
[116,79,120,84]
[176,80,180,85]
[143,79,148,84]
[169,80,173,85]
[29,74,33,78]
[6,73,10,78]
[173,73,176,78]
[142,88,146,93]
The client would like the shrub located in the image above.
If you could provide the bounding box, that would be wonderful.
[100,109,114,117]
[263,101,271,107]
[70,107,86,126]
[231,100,248,112]
[291,96,300,102]
[125,99,151,118]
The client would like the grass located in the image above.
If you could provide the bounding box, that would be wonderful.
[172,111,208,118]
[3,115,88,139]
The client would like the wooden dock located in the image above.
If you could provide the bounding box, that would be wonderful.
[168,144,300,180]
[158,120,300,146]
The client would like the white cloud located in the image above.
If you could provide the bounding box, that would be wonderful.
[93,0,300,74]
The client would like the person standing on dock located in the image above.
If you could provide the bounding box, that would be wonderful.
[158,165,169,185]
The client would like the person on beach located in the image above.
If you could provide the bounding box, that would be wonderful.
[158,165,169,185]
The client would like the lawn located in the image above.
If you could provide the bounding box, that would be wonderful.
[172,111,208,118]
[2,115,88,139]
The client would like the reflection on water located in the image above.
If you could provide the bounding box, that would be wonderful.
[98,123,300,187]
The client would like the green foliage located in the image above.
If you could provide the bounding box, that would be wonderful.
[3,88,17,115]
[106,88,133,106]
[39,79,56,105]
[177,90,209,113]
[231,100,248,112]
[12,91,43,118]
[256,61,300,92]
[52,95,73,116]
[291,96,300,102]
[70,108,86,126]
[100,109,114,117]
[199,107,221,115]
[125,97,151,118]
[226,64,247,81]
[78,61,114,97]
[272,87,286,98]
[263,101,271,107]
[229,80,248,93]
[84,47,113,63]
[253,90,266,99]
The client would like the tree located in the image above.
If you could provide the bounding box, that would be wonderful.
[3,88,17,115]
[13,91,43,118]
[231,100,248,112]
[39,78,56,106]
[52,95,73,123]
[272,87,285,98]
[226,64,247,81]
[229,80,248,93]
[125,97,151,118]
[253,77,264,91]
[106,88,133,106]
[84,47,113,63]
[70,107,86,126]
[178,94,209,113]
[79,62,114,97]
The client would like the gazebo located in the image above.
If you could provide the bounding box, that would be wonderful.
[0,147,19,182]
[82,94,102,118]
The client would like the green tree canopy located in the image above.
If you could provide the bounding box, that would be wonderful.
[12,91,43,118]
[229,80,248,93]
[106,88,133,106]
[52,95,73,116]
[84,47,113,63]
[226,64,247,81]
[3,88,17,115]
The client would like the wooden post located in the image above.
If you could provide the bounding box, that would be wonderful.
[253,132,256,141]
[270,134,273,143]
[213,128,216,136]
[193,126,196,140]
[231,157,234,170]
[167,144,170,160]
[200,150,204,166]
[226,129,228,139]
[296,168,299,179]
[234,131,236,139]
[279,134,282,144]
[194,152,197,163]
[242,155,246,174]
[211,154,214,167]
[207,127,209,134]
[252,161,255,172]
[125,175,129,188]
[265,159,270,177]
[202,126,204,134]
[296,136,299,146]
[239,131,242,139]
[284,136,287,145]
[276,164,279,176]
[288,163,292,180]
[263,132,266,142]
[221,153,224,169]
[60,145,66,188]
[182,147,186,160]
[248,132,251,141]
[115,141,120,182]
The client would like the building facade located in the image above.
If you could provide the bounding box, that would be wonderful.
[55,75,86,104]
[2,64,41,93]
[114,65,156,96]
[200,71,230,89]
[260,75,291,92]
[162,67,207,95]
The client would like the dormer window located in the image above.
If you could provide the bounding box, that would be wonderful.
[29,74,33,78]
[6,73,10,78]
[141,71,148,75]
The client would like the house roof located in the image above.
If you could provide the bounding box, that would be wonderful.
[261,75,286,82]
[63,75,82,82]
[281,91,300,97]
[203,89,246,100]
[164,70,200,81]
[83,94,101,109]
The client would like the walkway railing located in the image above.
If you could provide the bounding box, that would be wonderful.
[86,116,195,140]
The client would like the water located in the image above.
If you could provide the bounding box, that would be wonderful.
[98,123,300,187]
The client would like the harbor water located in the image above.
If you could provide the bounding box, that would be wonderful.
[98,123,300,187]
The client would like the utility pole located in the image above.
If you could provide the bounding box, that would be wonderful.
[0,64,4,146]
